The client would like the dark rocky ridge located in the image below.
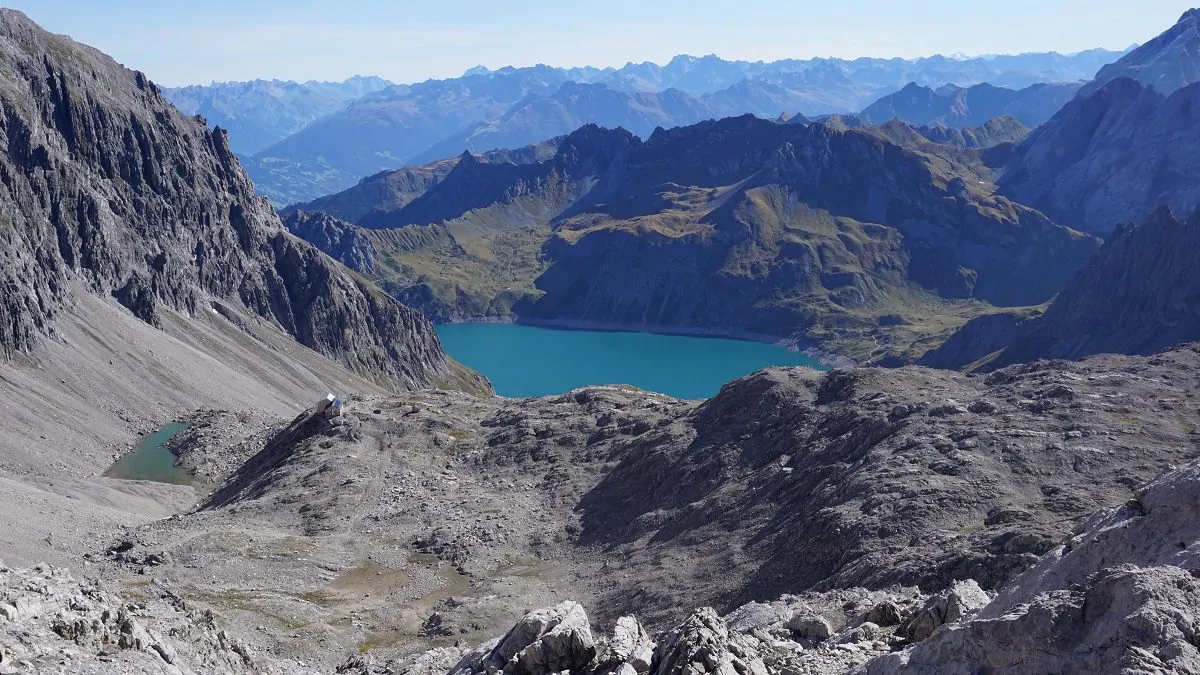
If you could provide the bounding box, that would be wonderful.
[291,114,1099,361]
[922,206,1200,371]
[0,9,464,390]
[282,210,378,274]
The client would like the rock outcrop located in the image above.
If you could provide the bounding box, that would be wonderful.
[861,460,1200,674]
[0,9,462,390]
[0,560,316,674]
[283,210,378,274]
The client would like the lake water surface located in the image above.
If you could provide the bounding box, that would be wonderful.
[435,323,827,399]
[104,422,193,484]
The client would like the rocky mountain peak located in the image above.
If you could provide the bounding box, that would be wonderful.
[0,7,466,389]
[999,77,1200,235]
[1083,7,1200,96]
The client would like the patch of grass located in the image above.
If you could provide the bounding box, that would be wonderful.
[358,641,378,654]
[298,589,337,607]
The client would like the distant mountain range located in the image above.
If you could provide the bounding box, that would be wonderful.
[859,82,1081,128]
[285,115,1099,361]
[170,49,1126,205]
[162,75,391,155]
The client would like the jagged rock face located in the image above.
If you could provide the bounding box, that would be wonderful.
[283,210,378,274]
[861,460,1200,675]
[894,580,990,643]
[0,10,459,390]
[924,207,1200,370]
[1081,9,1200,98]
[473,601,597,675]
[1000,77,1200,235]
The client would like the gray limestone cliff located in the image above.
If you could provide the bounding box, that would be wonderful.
[0,9,468,390]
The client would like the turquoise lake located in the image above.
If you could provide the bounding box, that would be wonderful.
[435,323,827,399]
[104,422,193,484]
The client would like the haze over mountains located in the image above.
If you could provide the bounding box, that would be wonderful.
[269,9,1200,370]
[858,81,1081,128]
[6,5,1200,675]
[164,48,1127,204]
[163,75,392,154]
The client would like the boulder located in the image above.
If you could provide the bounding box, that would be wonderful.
[785,612,835,641]
[482,601,597,675]
[898,580,990,642]
[655,607,768,675]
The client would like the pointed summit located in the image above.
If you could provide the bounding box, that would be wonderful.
[1082,8,1200,96]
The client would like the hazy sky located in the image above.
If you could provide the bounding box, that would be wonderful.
[7,1,1193,87]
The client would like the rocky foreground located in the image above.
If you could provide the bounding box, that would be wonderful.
[3,346,1198,674]
[3,449,1197,674]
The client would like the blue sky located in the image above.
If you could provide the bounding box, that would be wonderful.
[8,1,1194,86]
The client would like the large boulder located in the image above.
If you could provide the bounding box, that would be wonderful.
[454,601,597,675]
[653,607,768,675]
[897,580,991,642]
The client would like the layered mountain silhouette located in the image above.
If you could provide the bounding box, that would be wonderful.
[860,82,1081,128]
[239,49,1125,204]
[163,76,391,154]
[290,115,1099,359]
[407,82,717,165]
[921,206,1200,370]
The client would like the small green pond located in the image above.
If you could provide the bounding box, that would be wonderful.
[104,422,193,485]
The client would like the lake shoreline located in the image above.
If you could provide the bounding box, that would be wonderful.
[436,315,856,370]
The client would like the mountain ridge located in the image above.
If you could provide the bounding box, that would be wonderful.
[238,48,1126,203]
[290,114,1099,361]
